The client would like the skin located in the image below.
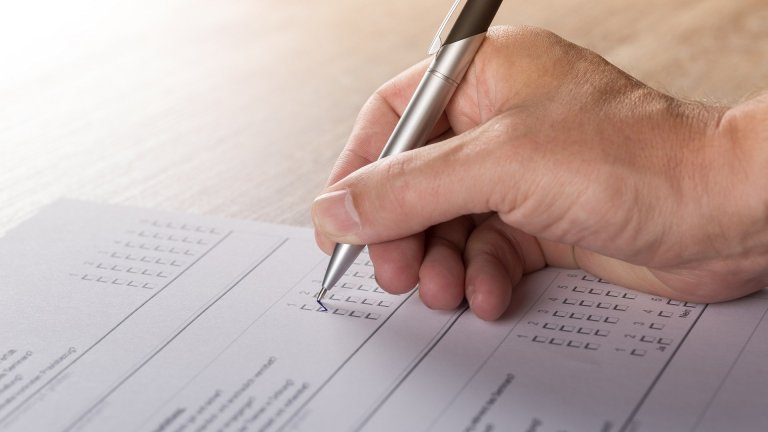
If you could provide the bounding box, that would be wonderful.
[312,26,768,321]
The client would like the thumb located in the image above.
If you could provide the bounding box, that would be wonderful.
[312,117,526,245]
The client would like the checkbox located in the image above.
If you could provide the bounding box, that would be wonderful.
[684,302,698,308]
[596,302,612,309]
[569,312,585,319]
[658,338,673,345]
[567,340,583,348]
[595,329,610,337]
[631,349,646,357]
[658,311,673,318]
[554,310,568,317]
[378,300,392,307]
[667,299,682,306]
[573,286,587,293]
[549,338,565,346]
[532,336,547,343]
[606,290,620,297]
[640,335,656,343]
[543,323,558,330]
[559,325,575,332]
[365,313,380,320]
[350,311,365,318]
[345,296,360,303]
[333,308,348,315]
[587,315,603,322]
[623,293,637,300]
[579,300,594,307]
[563,298,578,305]
[614,304,628,311]
[589,288,604,295]
[361,298,376,305]
[578,327,593,335]
[605,317,619,324]
[585,343,600,350]
[649,323,665,330]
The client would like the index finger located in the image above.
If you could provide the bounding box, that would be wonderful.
[326,58,452,187]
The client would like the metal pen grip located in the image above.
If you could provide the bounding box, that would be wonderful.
[379,33,486,159]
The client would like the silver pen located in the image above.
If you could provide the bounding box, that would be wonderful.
[317,0,503,310]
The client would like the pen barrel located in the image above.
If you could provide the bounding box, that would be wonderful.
[379,33,487,158]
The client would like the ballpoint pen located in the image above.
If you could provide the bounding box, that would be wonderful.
[317,0,503,310]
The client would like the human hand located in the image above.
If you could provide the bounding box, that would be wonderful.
[312,26,768,320]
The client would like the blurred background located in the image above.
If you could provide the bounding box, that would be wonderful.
[0,0,766,235]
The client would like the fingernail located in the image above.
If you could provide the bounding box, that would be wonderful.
[467,285,477,308]
[312,190,361,240]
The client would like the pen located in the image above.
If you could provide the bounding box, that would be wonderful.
[317,0,503,310]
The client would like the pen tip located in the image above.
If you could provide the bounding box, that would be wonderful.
[316,286,329,312]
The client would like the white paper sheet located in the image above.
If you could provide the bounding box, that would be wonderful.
[0,200,766,432]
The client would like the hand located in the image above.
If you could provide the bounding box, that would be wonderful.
[312,26,768,320]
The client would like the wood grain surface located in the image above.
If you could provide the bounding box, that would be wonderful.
[0,0,765,235]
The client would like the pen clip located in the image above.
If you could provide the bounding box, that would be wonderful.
[427,0,463,55]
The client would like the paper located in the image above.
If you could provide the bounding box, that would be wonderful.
[0,200,766,432]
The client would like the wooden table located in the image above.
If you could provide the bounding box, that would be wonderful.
[1,0,765,235]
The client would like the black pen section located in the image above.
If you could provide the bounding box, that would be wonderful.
[444,0,503,44]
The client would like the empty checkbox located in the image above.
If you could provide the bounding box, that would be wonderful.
[595,329,610,337]
[631,349,646,357]
[605,317,619,324]
[649,323,665,330]
[587,315,603,322]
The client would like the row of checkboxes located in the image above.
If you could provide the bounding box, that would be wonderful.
[666,299,697,308]
[80,274,157,289]
[132,231,212,245]
[542,323,610,336]
[92,262,174,277]
[338,282,385,293]
[572,286,637,300]
[553,310,620,324]
[294,303,381,320]
[639,335,673,345]
[562,298,629,311]
[325,294,392,307]
[532,336,600,350]
[143,219,224,234]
